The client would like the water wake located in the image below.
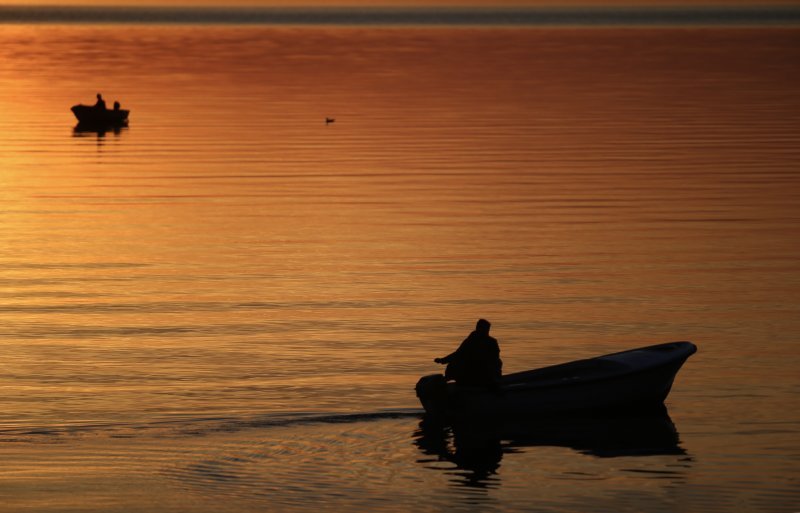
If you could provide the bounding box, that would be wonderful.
[0,409,423,441]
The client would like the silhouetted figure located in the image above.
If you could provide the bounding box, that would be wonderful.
[94,93,107,111]
[325,117,335,124]
[113,101,120,111]
[435,319,502,388]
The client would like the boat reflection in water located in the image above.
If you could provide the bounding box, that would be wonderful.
[413,406,688,489]
[73,121,128,138]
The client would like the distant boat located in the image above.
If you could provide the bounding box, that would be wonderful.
[416,341,697,419]
[71,104,129,125]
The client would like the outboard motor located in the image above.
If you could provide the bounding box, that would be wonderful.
[415,374,448,416]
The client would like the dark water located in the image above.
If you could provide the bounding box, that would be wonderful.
[2,5,800,26]
[0,23,798,512]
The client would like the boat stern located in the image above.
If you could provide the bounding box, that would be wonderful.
[415,374,448,416]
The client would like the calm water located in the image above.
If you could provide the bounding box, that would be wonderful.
[0,24,798,512]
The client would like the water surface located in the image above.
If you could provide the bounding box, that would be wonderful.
[0,24,798,512]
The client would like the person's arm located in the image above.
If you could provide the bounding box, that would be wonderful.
[434,351,457,364]
[434,336,470,364]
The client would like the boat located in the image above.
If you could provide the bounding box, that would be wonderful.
[415,341,697,419]
[70,104,129,125]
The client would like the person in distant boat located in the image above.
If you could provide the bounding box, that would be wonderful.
[113,101,120,111]
[94,93,106,110]
[435,319,502,388]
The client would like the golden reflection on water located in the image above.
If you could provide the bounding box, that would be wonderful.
[0,23,798,396]
[0,23,798,513]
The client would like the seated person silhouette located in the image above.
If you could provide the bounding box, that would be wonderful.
[435,319,502,388]
[113,101,120,111]
[94,93,107,110]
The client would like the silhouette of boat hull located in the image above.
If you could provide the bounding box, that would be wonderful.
[416,341,697,419]
[71,104,129,125]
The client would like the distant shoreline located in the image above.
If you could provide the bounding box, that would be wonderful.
[1,5,800,26]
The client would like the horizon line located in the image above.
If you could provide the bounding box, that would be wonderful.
[1,5,799,26]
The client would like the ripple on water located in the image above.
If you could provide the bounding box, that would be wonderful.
[158,411,701,512]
